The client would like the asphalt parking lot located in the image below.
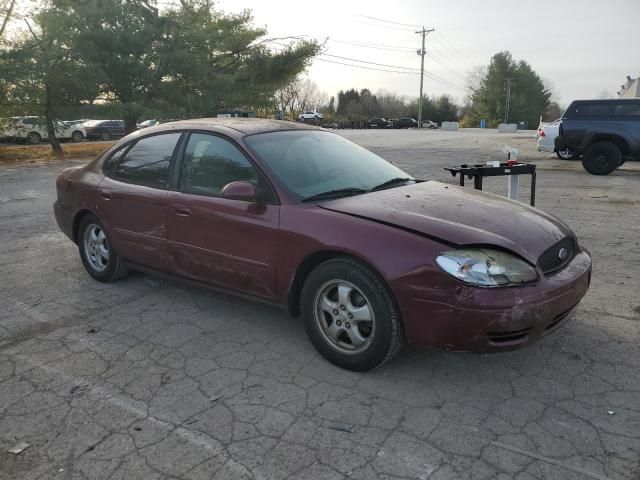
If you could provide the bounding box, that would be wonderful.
[1,128,639,480]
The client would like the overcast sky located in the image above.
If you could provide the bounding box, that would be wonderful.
[217,0,639,106]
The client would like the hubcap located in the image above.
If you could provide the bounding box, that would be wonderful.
[83,224,109,271]
[314,280,375,355]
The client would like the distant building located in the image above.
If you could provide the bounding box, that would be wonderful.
[618,75,640,98]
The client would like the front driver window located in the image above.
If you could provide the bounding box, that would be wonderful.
[178,133,258,196]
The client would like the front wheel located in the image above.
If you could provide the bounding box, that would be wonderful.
[301,257,404,371]
[71,130,84,142]
[78,215,130,282]
[101,131,112,141]
[581,141,621,175]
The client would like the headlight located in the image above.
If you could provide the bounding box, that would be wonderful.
[436,248,537,286]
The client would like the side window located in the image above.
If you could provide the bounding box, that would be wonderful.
[573,103,614,117]
[614,104,640,117]
[178,133,258,197]
[113,133,181,188]
[103,144,131,175]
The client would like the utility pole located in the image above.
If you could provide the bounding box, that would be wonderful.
[416,26,435,128]
[504,78,514,123]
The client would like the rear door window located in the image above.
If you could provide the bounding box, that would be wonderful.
[112,133,181,188]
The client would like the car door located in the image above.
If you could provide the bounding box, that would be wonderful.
[166,131,280,299]
[113,121,127,137]
[97,132,183,270]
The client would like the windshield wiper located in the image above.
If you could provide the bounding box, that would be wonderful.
[370,177,414,191]
[301,187,368,203]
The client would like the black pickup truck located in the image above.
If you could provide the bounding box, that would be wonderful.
[556,99,640,175]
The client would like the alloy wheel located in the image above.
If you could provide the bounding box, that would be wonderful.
[83,224,109,271]
[314,280,375,354]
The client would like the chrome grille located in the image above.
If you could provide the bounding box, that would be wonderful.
[537,237,576,274]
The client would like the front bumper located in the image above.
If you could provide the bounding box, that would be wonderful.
[395,249,592,352]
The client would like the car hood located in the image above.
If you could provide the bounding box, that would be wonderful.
[319,181,573,264]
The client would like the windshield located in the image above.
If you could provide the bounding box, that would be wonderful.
[245,130,412,201]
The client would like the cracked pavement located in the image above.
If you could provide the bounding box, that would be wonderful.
[1,129,639,479]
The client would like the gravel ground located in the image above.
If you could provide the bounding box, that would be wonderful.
[0,128,639,480]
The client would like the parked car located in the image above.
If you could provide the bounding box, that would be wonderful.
[322,122,340,129]
[137,119,158,129]
[422,120,438,129]
[83,120,127,140]
[5,116,86,144]
[556,99,640,175]
[537,121,578,159]
[54,118,591,371]
[393,118,418,129]
[62,119,91,128]
[367,117,389,128]
[298,111,323,121]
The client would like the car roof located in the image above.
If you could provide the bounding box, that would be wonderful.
[571,98,640,104]
[153,117,322,135]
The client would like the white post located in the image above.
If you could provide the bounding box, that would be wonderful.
[508,175,519,201]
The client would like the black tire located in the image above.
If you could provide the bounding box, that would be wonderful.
[581,142,621,175]
[556,147,578,160]
[101,131,112,141]
[27,132,41,144]
[300,257,404,371]
[78,214,130,282]
[71,130,84,143]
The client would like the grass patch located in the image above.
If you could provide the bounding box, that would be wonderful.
[0,141,114,165]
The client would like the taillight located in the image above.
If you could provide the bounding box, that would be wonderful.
[539,130,545,137]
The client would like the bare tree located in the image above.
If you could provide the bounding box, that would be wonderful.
[376,90,407,119]
[274,76,328,118]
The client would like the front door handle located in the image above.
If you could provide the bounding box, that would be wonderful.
[99,189,112,200]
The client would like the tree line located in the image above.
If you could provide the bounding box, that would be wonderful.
[274,51,555,127]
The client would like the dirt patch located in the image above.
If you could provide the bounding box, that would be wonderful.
[0,141,113,165]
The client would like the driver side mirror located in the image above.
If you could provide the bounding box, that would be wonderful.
[221,181,256,201]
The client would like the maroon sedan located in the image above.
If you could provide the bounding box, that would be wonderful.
[54,119,592,371]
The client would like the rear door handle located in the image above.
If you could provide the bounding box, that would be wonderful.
[174,207,191,217]
[99,189,112,200]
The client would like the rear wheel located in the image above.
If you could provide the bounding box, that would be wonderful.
[301,257,404,371]
[27,132,41,144]
[581,142,621,175]
[78,215,129,282]
[101,131,112,141]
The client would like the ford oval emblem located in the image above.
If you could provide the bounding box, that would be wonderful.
[558,248,568,260]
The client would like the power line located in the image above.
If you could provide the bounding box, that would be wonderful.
[314,57,422,75]
[321,53,421,72]
[353,20,416,32]
[328,38,415,52]
[268,39,466,91]
[355,14,421,29]
[431,32,476,68]
[326,38,470,87]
